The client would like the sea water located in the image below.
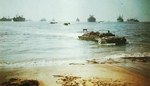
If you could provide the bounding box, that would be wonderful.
[0,21,150,67]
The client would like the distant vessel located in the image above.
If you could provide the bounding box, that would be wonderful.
[76,18,80,22]
[127,18,139,22]
[13,15,25,22]
[40,18,46,22]
[0,17,12,21]
[64,22,70,26]
[117,16,124,22]
[50,19,57,24]
[87,15,96,22]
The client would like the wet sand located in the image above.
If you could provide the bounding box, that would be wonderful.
[0,58,150,86]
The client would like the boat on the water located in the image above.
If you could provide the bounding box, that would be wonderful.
[13,15,25,22]
[76,18,80,22]
[40,18,46,22]
[50,19,57,24]
[0,17,12,21]
[87,15,96,22]
[127,18,139,22]
[64,22,70,26]
[117,16,124,22]
[78,30,127,45]
[99,36,126,45]
[50,21,57,24]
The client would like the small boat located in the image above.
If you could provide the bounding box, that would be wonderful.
[76,18,80,22]
[40,18,46,22]
[64,22,70,26]
[127,18,139,22]
[50,21,57,24]
[50,19,57,24]
[117,16,124,22]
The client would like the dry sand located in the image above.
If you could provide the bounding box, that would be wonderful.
[0,59,150,86]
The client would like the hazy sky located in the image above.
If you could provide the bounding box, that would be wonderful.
[0,0,150,21]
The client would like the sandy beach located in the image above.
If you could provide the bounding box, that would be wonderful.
[0,57,150,86]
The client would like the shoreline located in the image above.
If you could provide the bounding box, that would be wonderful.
[0,57,150,86]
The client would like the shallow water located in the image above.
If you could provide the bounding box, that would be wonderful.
[0,21,150,67]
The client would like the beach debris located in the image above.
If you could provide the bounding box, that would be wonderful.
[104,58,121,64]
[86,59,99,64]
[53,75,64,78]
[20,80,39,86]
[86,58,121,64]
[122,56,150,63]
[85,57,150,65]
[1,78,40,86]
[54,75,136,86]
[69,63,85,65]
[53,75,81,86]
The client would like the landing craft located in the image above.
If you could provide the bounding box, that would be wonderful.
[78,30,127,45]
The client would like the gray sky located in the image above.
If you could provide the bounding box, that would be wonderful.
[0,0,150,21]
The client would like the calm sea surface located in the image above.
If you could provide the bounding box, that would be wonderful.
[0,21,150,67]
